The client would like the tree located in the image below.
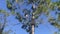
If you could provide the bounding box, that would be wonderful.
[0,10,11,34]
[6,0,60,34]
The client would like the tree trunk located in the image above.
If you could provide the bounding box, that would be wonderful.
[31,25,34,34]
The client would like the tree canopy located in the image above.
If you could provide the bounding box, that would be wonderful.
[6,0,60,34]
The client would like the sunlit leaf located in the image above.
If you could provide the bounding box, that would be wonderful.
[0,10,9,16]
[46,0,50,4]
[48,3,55,10]
[15,0,23,3]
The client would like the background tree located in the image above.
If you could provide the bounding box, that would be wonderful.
[0,10,13,34]
[48,1,60,34]
[6,0,60,34]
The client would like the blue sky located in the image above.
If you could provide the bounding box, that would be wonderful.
[0,0,59,34]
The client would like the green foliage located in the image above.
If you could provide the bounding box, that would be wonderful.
[0,10,9,16]
[46,0,50,3]
[0,10,10,34]
[28,0,37,3]
[57,13,60,21]
[53,1,60,11]
[16,13,23,22]
[48,3,55,10]
[6,0,12,10]
[58,5,60,11]
[15,0,24,3]
[48,13,60,29]
[55,1,60,6]
[11,10,16,15]
[6,0,60,33]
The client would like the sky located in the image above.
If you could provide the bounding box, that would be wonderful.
[0,0,59,34]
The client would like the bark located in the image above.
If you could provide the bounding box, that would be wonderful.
[29,25,34,34]
[31,25,34,34]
